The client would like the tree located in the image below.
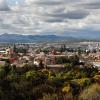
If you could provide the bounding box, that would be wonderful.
[56,57,69,64]
[64,63,73,71]
[39,60,44,69]
[78,47,82,56]
[69,55,79,66]
[60,44,66,52]
[0,66,6,79]
[13,44,17,53]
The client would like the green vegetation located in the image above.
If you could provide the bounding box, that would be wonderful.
[56,55,79,65]
[0,56,99,100]
[79,84,100,100]
[13,44,28,54]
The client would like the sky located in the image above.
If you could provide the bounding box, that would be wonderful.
[0,0,100,38]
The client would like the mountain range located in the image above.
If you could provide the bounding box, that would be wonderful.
[0,33,99,43]
[0,33,77,43]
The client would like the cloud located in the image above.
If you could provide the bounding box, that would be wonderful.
[76,1,100,9]
[84,2,100,9]
[0,0,99,38]
[0,0,10,11]
[43,10,89,19]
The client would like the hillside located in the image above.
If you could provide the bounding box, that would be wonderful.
[0,33,76,42]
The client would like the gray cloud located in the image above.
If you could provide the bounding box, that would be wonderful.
[0,0,10,11]
[45,18,64,23]
[83,2,100,9]
[0,0,99,36]
[0,6,10,11]
[34,1,62,6]
[66,10,89,19]
[44,10,89,19]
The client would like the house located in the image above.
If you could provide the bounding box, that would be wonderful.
[0,61,6,66]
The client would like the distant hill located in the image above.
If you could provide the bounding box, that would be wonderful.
[0,33,77,43]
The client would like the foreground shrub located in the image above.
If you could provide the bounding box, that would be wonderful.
[93,75,100,83]
[62,84,72,94]
[71,78,91,88]
[32,84,54,100]
[41,93,74,100]
[40,94,58,100]
[79,83,100,100]
[25,70,47,86]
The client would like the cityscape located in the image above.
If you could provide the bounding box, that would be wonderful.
[0,40,99,100]
[0,0,100,100]
[0,41,100,70]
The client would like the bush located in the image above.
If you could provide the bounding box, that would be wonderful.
[0,68,5,79]
[62,84,72,93]
[32,84,54,100]
[62,72,75,80]
[26,70,47,86]
[26,70,36,80]
[71,78,92,88]
[64,63,73,71]
[93,75,100,83]
[41,93,74,100]
[79,83,100,100]
[40,94,58,100]
[42,69,55,79]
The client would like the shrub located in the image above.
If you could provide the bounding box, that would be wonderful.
[64,63,73,71]
[40,94,58,100]
[62,84,72,94]
[32,84,54,100]
[71,78,92,88]
[93,75,100,83]
[26,70,47,86]
[63,93,73,100]
[42,69,55,79]
[62,71,75,80]
[26,70,36,80]
[41,93,74,100]
[0,68,5,79]
[79,83,100,100]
